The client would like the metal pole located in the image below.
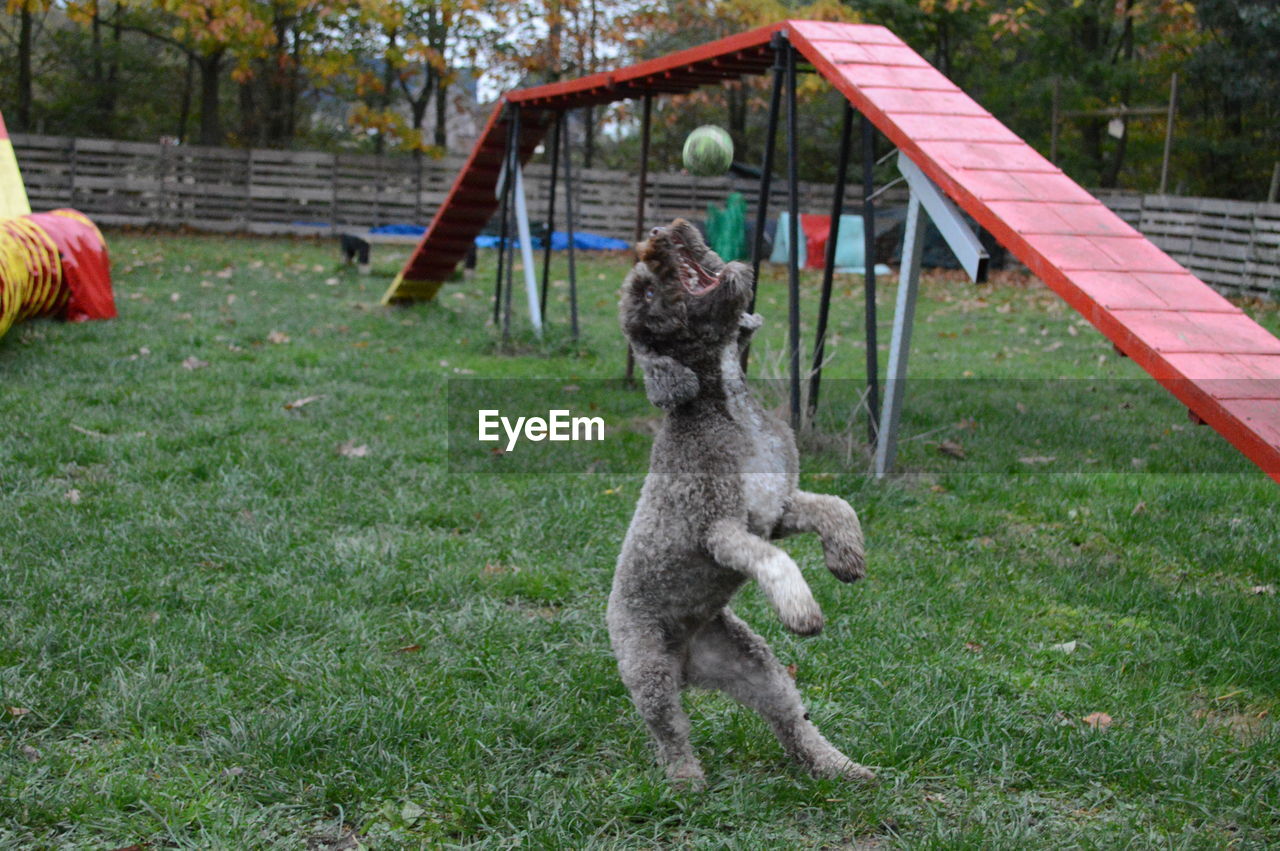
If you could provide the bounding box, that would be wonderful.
[539,111,562,316]
[563,109,580,340]
[742,32,786,374]
[749,32,787,315]
[808,102,854,421]
[1159,72,1177,195]
[626,93,653,382]
[874,192,926,478]
[493,103,514,327]
[862,113,880,444]
[1269,161,1280,204]
[785,41,801,431]
[502,105,521,338]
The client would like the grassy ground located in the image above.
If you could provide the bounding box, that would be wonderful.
[1,233,1278,848]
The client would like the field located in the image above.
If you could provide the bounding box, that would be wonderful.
[2,232,1278,848]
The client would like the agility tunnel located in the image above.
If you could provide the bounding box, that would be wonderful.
[0,111,114,341]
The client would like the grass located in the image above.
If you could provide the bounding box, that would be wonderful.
[1,232,1278,848]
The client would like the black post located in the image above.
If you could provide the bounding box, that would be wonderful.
[502,105,522,338]
[493,104,515,327]
[626,93,653,382]
[808,102,854,419]
[748,33,787,316]
[861,113,880,443]
[539,111,562,317]
[785,41,801,431]
[563,109,580,340]
[742,32,787,374]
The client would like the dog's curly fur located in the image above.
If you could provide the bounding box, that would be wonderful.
[609,218,873,785]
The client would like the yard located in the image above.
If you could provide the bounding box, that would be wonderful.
[2,233,1278,848]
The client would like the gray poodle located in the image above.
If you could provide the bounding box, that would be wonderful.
[608,218,873,785]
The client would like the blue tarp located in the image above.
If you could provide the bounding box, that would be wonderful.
[370,223,427,236]
[474,230,629,251]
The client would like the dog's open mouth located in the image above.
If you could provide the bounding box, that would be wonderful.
[674,242,721,296]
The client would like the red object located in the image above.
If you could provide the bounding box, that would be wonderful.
[397,20,1280,483]
[800,214,828,270]
[27,209,115,321]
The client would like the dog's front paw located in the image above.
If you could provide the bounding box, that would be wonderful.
[756,552,823,635]
[824,531,866,583]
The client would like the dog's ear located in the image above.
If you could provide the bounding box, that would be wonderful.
[633,346,698,409]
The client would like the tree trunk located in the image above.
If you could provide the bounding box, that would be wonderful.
[17,6,34,130]
[178,53,195,143]
[198,52,224,146]
[434,76,448,149]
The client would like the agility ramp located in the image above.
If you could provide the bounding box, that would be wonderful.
[0,111,115,339]
[388,20,1280,482]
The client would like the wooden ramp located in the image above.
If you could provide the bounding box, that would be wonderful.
[389,20,1280,482]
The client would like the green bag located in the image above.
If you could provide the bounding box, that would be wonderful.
[706,191,747,261]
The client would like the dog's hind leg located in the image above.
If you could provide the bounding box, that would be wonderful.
[611,624,704,785]
[688,609,875,781]
[774,491,866,583]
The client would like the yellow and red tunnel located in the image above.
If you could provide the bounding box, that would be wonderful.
[0,112,114,340]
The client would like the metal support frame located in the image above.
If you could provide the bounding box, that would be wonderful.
[513,161,544,337]
[862,113,880,444]
[493,104,515,327]
[808,101,854,420]
[539,111,562,316]
[874,153,988,477]
[501,105,522,338]
[563,109,580,340]
[747,32,787,319]
[784,39,802,431]
[626,93,653,382]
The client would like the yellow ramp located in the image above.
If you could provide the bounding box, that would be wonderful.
[0,112,31,218]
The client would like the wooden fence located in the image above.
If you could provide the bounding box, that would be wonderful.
[11,133,1278,297]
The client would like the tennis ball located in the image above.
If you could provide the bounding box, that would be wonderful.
[682,126,734,176]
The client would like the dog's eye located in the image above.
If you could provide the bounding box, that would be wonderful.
[644,287,655,301]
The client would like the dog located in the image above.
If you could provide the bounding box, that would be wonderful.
[608,218,873,785]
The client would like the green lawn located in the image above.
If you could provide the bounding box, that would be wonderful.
[2,233,1278,848]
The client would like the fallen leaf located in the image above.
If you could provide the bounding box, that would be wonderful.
[1042,341,1063,353]
[169,292,181,303]
[1051,640,1078,654]
[938,439,966,459]
[182,356,209,370]
[64,489,82,504]
[929,484,947,493]
[963,642,983,653]
[70,424,108,438]
[785,663,798,679]
[336,440,369,458]
[215,267,234,278]
[6,706,31,718]
[1131,501,1147,516]
[562,384,580,393]
[1082,712,1113,730]
[1015,401,1028,414]
[396,644,422,653]
[1067,324,1079,337]
[284,395,324,410]
[266,330,290,344]
[325,277,339,286]
[1018,455,1057,465]
[221,766,246,778]
[1249,585,1275,596]
[400,801,425,823]
[20,744,39,762]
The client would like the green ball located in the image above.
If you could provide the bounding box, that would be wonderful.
[682,126,734,176]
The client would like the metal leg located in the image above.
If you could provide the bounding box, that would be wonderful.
[808,101,854,420]
[862,113,880,444]
[513,161,543,337]
[874,193,925,478]
[563,109,579,341]
[626,93,653,382]
[539,111,562,317]
[493,105,515,327]
[748,32,787,316]
[785,40,801,431]
[502,106,521,338]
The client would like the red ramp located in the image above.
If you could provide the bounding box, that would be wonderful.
[389,20,1280,482]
